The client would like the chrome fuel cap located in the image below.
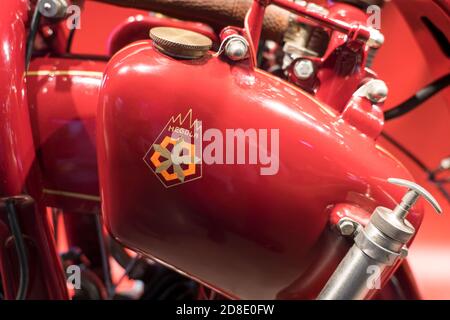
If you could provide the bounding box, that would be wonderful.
[149,27,212,59]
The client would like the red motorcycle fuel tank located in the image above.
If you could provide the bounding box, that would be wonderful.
[97,38,423,299]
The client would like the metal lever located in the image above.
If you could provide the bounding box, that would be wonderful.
[388,178,443,218]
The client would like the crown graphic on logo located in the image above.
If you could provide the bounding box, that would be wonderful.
[168,109,202,130]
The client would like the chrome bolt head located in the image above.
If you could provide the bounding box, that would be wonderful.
[225,38,249,61]
[293,59,315,80]
[367,29,385,49]
[338,218,356,236]
[39,0,68,18]
[366,79,388,103]
[440,157,450,170]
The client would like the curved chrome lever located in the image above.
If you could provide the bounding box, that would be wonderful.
[388,178,443,218]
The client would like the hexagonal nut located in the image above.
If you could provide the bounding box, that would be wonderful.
[293,59,315,80]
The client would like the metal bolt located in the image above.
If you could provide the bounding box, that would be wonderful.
[366,79,388,103]
[225,38,249,61]
[39,0,68,18]
[293,59,315,80]
[338,218,356,236]
[367,29,385,49]
[440,157,450,170]
[400,246,408,258]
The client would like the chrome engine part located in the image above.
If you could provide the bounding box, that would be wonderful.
[317,178,442,300]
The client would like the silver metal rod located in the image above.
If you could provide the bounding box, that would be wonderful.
[317,245,385,300]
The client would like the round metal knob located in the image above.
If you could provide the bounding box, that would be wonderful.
[353,79,388,103]
[149,27,212,59]
[225,37,249,61]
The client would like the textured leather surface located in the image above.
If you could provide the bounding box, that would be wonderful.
[95,0,290,42]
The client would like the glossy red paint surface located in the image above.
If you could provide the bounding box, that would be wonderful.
[341,96,384,139]
[0,2,68,299]
[27,58,106,213]
[314,3,373,112]
[97,40,423,299]
[70,1,149,56]
[0,0,35,197]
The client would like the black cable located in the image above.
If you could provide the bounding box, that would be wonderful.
[65,28,76,53]
[25,1,43,70]
[384,73,450,121]
[380,132,431,173]
[421,17,450,58]
[436,183,450,202]
[51,53,110,61]
[381,132,450,203]
[94,214,115,299]
[5,200,29,300]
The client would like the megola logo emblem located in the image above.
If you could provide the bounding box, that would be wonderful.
[143,110,202,188]
[144,109,280,187]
